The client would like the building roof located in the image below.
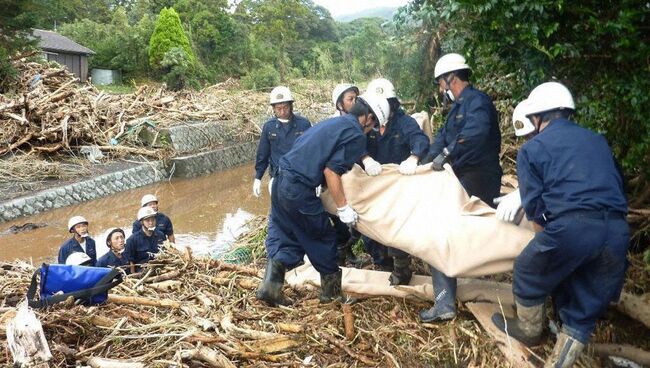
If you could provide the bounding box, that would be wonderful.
[33,29,95,55]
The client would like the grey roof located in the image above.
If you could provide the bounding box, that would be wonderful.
[33,29,95,55]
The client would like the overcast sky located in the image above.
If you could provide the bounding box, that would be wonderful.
[312,0,411,18]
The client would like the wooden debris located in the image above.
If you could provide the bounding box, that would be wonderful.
[616,292,650,330]
[342,303,355,340]
[86,357,145,368]
[592,343,650,366]
[107,294,181,308]
[180,345,236,368]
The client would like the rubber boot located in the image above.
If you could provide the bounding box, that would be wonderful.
[491,301,544,347]
[419,267,457,322]
[319,268,344,303]
[389,256,412,286]
[544,332,584,368]
[337,239,359,267]
[256,259,292,307]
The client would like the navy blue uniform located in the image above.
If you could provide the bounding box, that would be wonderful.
[96,251,129,271]
[131,212,174,240]
[269,114,366,275]
[255,115,311,180]
[125,230,165,265]
[429,85,502,204]
[57,237,97,266]
[364,109,430,264]
[514,118,629,344]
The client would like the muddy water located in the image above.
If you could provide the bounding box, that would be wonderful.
[0,164,271,263]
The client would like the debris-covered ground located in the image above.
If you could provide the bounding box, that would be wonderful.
[1,218,649,367]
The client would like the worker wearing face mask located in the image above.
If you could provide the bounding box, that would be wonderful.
[125,207,165,274]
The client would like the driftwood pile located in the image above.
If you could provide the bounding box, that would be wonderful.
[0,58,332,160]
[1,234,649,367]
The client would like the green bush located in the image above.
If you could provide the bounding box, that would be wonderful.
[149,7,195,70]
[241,65,280,90]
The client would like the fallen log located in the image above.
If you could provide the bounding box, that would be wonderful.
[244,336,301,354]
[616,292,650,330]
[342,303,355,340]
[107,294,181,308]
[145,270,181,284]
[180,346,236,368]
[86,357,145,368]
[220,312,280,340]
[592,343,650,366]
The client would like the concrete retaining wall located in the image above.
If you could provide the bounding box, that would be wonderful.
[0,161,168,223]
[167,121,241,154]
[171,141,258,178]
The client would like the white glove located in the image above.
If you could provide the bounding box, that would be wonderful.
[268,177,274,196]
[362,156,382,176]
[399,156,418,175]
[494,189,522,222]
[253,178,262,197]
[315,185,322,197]
[337,205,358,226]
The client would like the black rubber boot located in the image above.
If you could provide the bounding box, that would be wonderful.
[319,268,344,303]
[544,332,584,368]
[256,259,292,307]
[389,256,412,286]
[491,302,544,347]
[419,266,457,322]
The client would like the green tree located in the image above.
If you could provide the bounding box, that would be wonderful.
[0,0,41,91]
[148,7,194,70]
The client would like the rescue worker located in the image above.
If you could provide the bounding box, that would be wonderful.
[253,85,312,198]
[125,206,165,274]
[96,228,129,272]
[491,82,629,367]
[420,53,503,322]
[330,83,361,266]
[65,252,94,266]
[253,86,312,260]
[131,194,175,243]
[57,216,97,266]
[256,93,390,307]
[360,78,429,285]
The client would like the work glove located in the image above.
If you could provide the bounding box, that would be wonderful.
[315,185,322,198]
[253,178,262,197]
[337,205,358,226]
[494,189,522,222]
[268,177,274,196]
[431,148,450,171]
[399,156,418,175]
[362,156,382,176]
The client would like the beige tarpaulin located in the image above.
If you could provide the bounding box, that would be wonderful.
[286,262,515,306]
[321,164,534,277]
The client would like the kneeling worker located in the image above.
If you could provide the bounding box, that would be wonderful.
[96,228,129,272]
[58,216,97,266]
[256,93,390,306]
[126,207,165,274]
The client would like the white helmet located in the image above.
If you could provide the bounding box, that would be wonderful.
[366,78,396,99]
[68,216,88,233]
[137,206,157,221]
[525,82,575,116]
[331,83,359,106]
[358,93,390,127]
[66,252,92,266]
[512,99,535,137]
[269,86,293,105]
[434,53,471,80]
[140,194,158,207]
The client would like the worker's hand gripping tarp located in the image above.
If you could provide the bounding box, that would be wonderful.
[321,165,534,277]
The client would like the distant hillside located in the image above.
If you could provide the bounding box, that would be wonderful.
[335,6,397,22]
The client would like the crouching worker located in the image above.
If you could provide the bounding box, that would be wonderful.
[96,228,129,272]
[58,216,97,266]
[126,207,165,274]
[492,82,629,367]
[256,93,390,307]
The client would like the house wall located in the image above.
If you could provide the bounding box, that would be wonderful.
[44,51,89,81]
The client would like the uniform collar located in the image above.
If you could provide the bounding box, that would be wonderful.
[454,85,474,105]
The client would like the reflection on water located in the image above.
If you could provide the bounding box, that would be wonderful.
[0,163,271,263]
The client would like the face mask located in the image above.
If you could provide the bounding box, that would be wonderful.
[80,233,89,238]
[444,89,455,102]
[147,226,156,231]
[278,118,289,123]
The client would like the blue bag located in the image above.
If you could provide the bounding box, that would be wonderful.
[27,263,123,308]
